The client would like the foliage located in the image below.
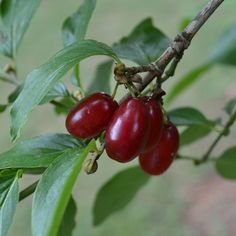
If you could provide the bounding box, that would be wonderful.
[0,0,235,235]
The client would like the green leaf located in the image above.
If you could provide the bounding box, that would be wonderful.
[39,83,70,105]
[165,64,211,104]
[215,147,236,179]
[93,166,150,226]
[0,0,41,58]
[62,0,96,46]
[10,39,121,141]
[0,134,85,170]
[224,98,236,115]
[0,170,20,236]
[8,83,69,105]
[53,97,76,115]
[8,84,23,103]
[0,170,16,204]
[62,0,96,88]
[87,60,113,94]
[168,107,214,127]
[0,104,7,113]
[32,140,96,236]
[180,125,212,146]
[208,23,236,66]
[179,16,192,32]
[113,18,170,65]
[57,196,77,236]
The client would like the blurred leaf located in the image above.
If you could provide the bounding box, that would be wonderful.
[10,39,121,141]
[180,125,212,146]
[165,64,211,104]
[87,60,113,94]
[179,16,192,31]
[62,0,96,46]
[39,82,70,105]
[168,107,214,127]
[0,104,7,113]
[8,84,23,103]
[0,134,85,170]
[0,0,41,58]
[208,23,236,65]
[93,166,150,226]
[215,147,236,179]
[0,170,20,236]
[113,18,170,65]
[32,140,96,236]
[224,98,236,115]
[54,97,76,115]
[57,196,77,236]
[62,0,96,88]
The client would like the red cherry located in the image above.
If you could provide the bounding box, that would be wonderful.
[142,97,163,153]
[105,97,150,163]
[65,92,118,139]
[139,122,179,175]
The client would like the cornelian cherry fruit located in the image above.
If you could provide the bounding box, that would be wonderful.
[105,97,150,163]
[66,92,118,139]
[142,97,163,153]
[139,121,179,175]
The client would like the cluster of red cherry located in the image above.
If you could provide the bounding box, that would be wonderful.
[66,92,179,175]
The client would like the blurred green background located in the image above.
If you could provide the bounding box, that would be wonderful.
[1,0,236,235]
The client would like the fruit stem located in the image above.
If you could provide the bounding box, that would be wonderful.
[84,137,105,175]
[111,82,119,100]
[126,82,141,97]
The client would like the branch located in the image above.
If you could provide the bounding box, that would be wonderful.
[138,0,224,91]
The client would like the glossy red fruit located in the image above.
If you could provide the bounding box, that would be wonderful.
[105,97,150,163]
[66,92,118,139]
[139,122,179,175]
[142,97,163,153]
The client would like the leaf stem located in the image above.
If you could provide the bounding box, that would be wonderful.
[161,53,183,83]
[19,180,39,202]
[198,111,236,164]
[74,64,85,95]
[0,70,19,85]
[176,154,216,164]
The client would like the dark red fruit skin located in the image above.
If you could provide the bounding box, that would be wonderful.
[139,122,179,175]
[142,97,164,153]
[105,97,150,163]
[65,92,118,139]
